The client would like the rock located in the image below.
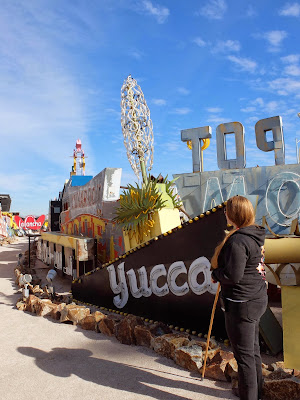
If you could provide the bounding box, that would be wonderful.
[188,339,206,349]
[262,365,272,378]
[188,338,220,352]
[80,315,97,331]
[174,345,203,372]
[62,295,73,304]
[32,285,44,295]
[34,299,56,317]
[93,311,106,323]
[224,357,238,382]
[151,333,190,359]
[270,362,294,375]
[25,294,40,313]
[274,361,285,370]
[270,362,282,371]
[201,350,235,382]
[14,268,22,284]
[263,377,300,400]
[294,370,300,379]
[208,338,218,349]
[55,294,72,304]
[60,304,90,324]
[50,303,67,320]
[205,348,222,363]
[189,340,220,363]
[115,315,144,345]
[267,368,293,381]
[134,325,153,348]
[41,286,51,297]
[98,315,120,336]
[149,322,172,337]
[16,300,27,311]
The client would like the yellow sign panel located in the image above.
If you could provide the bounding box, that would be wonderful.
[281,286,300,370]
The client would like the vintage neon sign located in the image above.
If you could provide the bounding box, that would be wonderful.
[181,116,285,171]
[177,116,300,234]
[14,215,46,230]
[107,257,217,308]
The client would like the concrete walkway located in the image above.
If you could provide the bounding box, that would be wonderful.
[0,237,236,400]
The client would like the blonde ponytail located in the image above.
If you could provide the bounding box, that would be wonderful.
[211,196,255,269]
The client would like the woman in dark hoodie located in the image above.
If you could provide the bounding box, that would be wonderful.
[211,195,267,400]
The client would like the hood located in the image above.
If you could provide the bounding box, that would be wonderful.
[235,225,266,247]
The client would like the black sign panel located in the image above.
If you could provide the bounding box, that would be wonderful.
[72,208,228,337]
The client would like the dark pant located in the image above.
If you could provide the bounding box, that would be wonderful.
[224,297,268,400]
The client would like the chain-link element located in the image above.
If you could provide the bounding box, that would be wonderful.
[121,75,154,180]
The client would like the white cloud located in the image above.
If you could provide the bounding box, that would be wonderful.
[259,30,288,52]
[172,108,192,115]
[193,37,207,47]
[241,106,256,113]
[281,54,300,63]
[283,108,298,116]
[152,98,166,106]
[206,115,230,124]
[269,77,300,95]
[241,97,266,113]
[265,30,288,47]
[246,116,259,124]
[241,97,289,116]
[252,98,264,107]
[177,87,190,95]
[212,40,241,53]
[206,107,223,113]
[279,2,300,17]
[280,53,300,76]
[197,0,227,20]
[227,55,257,73]
[284,64,300,76]
[142,1,170,24]
[264,101,281,113]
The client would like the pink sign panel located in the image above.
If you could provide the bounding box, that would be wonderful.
[14,215,46,230]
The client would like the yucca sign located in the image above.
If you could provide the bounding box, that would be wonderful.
[14,215,45,230]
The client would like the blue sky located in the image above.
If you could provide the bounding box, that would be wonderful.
[0,0,300,216]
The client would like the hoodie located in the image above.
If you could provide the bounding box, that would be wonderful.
[211,225,267,301]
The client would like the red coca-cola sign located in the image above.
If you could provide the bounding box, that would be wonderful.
[14,215,46,230]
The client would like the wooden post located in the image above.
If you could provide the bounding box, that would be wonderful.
[93,239,97,269]
[202,283,221,380]
[28,236,31,269]
[76,240,79,279]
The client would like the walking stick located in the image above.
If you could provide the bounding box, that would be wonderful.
[201,282,221,380]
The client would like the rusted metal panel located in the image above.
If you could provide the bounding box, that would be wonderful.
[40,232,93,261]
[174,164,300,235]
[61,168,122,225]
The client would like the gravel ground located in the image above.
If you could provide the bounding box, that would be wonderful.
[0,237,238,400]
